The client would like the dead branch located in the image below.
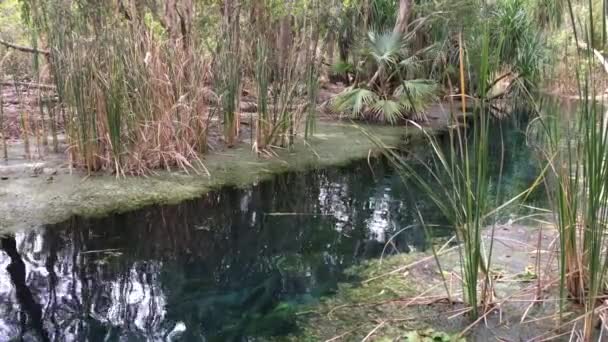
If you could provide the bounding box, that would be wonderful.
[1,81,56,90]
[577,42,608,74]
[0,38,50,56]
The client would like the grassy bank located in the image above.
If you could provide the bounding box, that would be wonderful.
[0,122,407,233]
[277,223,568,341]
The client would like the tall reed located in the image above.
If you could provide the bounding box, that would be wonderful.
[252,10,319,152]
[0,84,5,160]
[304,62,318,139]
[0,52,6,160]
[537,85,608,341]
[216,19,241,148]
[369,27,500,319]
[23,1,210,174]
[254,39,270,151]
[528,0,608,339]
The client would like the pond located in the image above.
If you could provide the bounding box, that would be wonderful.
[0,116,543,341]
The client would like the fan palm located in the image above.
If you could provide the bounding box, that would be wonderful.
[365,30,405,68]
[334,79,437,123]
[332,30,438,123]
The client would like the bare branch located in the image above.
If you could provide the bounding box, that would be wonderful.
[577,41,608,74]
[1,81,56,90]
[0,38,50,56]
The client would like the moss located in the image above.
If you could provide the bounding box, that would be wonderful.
[275,229,569,341]
[0,122,408,233]
[270,253,464,341]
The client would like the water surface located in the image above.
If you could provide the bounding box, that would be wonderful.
[0,117,542,341]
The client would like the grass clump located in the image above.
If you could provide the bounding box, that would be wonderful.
[526,1,608,339]
[20,1,210,175]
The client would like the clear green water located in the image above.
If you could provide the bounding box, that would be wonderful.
[0,117,543,341]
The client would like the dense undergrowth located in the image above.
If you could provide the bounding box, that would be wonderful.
[0,0,583,174]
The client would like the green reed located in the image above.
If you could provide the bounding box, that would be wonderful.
[367,26,501,319]
[23,0,210,174]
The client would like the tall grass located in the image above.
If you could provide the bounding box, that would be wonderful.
[216,11,241,148]
[536,83,608,341]
[368,27,500,319]
[0,82,5,160]
[25,1,210,175]
[252,9,320,153]
[0,52,6,160]
[304,62,318,139]
[526,0,608,339]
[254,39,270,151]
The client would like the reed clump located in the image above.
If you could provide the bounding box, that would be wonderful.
[525,1,608,339]
[251,2,321,153]
[23,1,210,175]
[366,27,504,320]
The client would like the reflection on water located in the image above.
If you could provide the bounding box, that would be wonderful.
[0,117,542,341]
[0,160,438,341]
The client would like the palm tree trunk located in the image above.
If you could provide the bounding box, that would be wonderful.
[393,0,413,35]
[367,0,413,88]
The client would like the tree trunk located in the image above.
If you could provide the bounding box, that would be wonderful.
[368,0,413,87]
[163,0,194,50]
[326,31,335,66]
[278,15,293,74]
[393,0,412,35]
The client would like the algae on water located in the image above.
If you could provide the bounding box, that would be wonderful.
[0,122,407,233]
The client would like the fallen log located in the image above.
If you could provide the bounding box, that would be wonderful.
[1,81,56,91]
[0,38,50,56]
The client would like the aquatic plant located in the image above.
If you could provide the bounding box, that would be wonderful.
[0,52,7,160]
[366,27,501,319]
[304,62,318,139]
[536,82,608,341]
[252,1,322,152]
[523,0,608,339]
[216,0,241,148]
[254,39,270,151]
[0,85,5,160]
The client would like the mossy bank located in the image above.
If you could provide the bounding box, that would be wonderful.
[276,225,570,342]
[0,122,408,233]
[272,253,467,342]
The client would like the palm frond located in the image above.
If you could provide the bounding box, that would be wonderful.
[395,79,438,102]
[366,30,405,67]
[332,87,379,118]
[370,99,404,124]
[331,60,354,76]
[399,55,422,74]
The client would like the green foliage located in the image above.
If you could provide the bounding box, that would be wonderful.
[532,0,565,29]
[0,0,26,43]
[332,30,438,123]
[333,87,379,118]
[395,80,438,107]
[330,59,355,82]
[370,26,515,320]
[333,83,438,124]
[0,0,31,78]
[365,30,405,67]
[490,0,549,86]
[402,329,466,342]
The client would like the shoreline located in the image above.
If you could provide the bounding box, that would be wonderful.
[0,122,408,233]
